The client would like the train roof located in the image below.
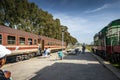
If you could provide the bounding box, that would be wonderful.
[108,19,120,26]
[100,26,108,33]
[0,25,64,43]
[40,35,62,42]
[93,19,120,38]
[0,25,38,38]
[94,26,108,38]
[99,19,120,33]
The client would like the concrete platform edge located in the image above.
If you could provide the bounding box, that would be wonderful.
[91,53,120,80]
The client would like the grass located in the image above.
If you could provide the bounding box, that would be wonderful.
[112,63,120,69]
[86,46,92,52]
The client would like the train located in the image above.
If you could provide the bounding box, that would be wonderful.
[93,19,120,63]
[0,25,66,62]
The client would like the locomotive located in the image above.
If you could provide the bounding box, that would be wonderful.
[0,25,66,62]
[93,19,120,63]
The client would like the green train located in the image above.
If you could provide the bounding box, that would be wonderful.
[94,19,120,63]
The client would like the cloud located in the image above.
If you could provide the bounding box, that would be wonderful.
[51,1,120,44]
[85,4,110,13]
[53,13,101,44]
[53,13,88,33]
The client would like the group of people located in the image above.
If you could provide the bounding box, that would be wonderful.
[0,44,85,79]
[0,45,64,80]
[43,47,51,57]
[74,44,86,55]
[0,45,12,80]
[43,47,64,60]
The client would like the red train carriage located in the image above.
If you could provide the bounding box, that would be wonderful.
[0,25,66,62]
[40,36,66,50]
[0,25,39,50]
[0,25,39,62]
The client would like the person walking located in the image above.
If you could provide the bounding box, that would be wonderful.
[43,48,47,57]
[0,45,12,80]
[82,44,86,54]
[75,48,79,55]
[37,45,41,56]
[58,51,63,60]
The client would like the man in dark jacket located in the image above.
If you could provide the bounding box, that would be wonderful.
[82,44,86,54]
[0,45,11,80]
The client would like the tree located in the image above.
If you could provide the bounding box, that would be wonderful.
[0,0,78,45]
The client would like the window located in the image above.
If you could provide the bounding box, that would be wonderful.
[47,42,50,45]
[19,37,25,45]
[28,38,32,45]
[0,34,2,44]
[8,36,16,44]
[118,28,120,45]
[112,28,117,35]
[34,39,37,45]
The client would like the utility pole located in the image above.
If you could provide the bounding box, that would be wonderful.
[62,28,64,51]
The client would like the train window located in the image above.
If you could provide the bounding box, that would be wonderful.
[118,29,120,45]
[34,39,37,45]
[112,28,117,35]
[19,37,25,45]
[0,34,2,44]
[28,38,32,45]
[7,36,16,44]
[47,42,50,45]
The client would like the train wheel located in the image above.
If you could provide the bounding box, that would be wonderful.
[30,54,34,58]
[105,54,109,61]
[113,54,118,63]
[32,53,36,57]
[110,55,116,63]
[27,54,31,59]
[24,55,29,60]
[109,55,113,63]
[16,56,22,62]
[118,54,120,64]
[115,54,120,63]
[21,55,25,60]
[118,54,120,63]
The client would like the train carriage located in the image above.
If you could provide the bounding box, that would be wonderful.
[94,19,120,63]
[0,25,66,62]
[106,20,120,62]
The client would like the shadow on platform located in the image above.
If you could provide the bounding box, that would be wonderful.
[29,52,118,80]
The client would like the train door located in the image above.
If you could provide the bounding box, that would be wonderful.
[38,38,44,53]
[38,38,41,44]
[41,40,44,50]
[0,34,2,44]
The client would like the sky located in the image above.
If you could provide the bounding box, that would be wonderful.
[29,0,120,44]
